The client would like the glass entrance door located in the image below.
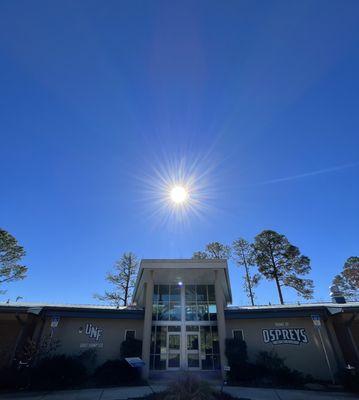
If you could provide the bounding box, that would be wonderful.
[167,332,181,369]
[186,332,200,369]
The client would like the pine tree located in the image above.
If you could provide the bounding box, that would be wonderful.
[192,242,231,259]
[232,238,260,306]
[94,252,139,307]
[253,230,313,304]
[332,256,359,301]
[0,228,27,295]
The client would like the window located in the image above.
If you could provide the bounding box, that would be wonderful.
[125,329,136,340]
[150,326,167,370]
[185,285,216,321]
[233,329,244,341]
[168,325,181,332]
[186,325,199,332]
[152,285,181,321]
[151,283,219,371]
[200,325,220,370]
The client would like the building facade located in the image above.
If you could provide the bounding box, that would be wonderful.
[1,259,359,381]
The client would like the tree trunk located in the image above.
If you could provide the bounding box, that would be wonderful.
[241,250,255,306]
[124,268,129,306]
[245,265,255,306]
[123,289,127,306]
[270,252,284,305]
[274,274,284,305]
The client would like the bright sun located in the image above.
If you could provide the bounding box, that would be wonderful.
[170,185,188,204]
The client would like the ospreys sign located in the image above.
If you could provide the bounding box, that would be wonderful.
[262,328,308,345]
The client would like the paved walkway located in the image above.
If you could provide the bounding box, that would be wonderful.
[0,385,357,400]
[222,386,358,400]
[0,385,166,400]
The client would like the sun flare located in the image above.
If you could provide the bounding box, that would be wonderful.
[137,152,220,229]
[170,185,188,204]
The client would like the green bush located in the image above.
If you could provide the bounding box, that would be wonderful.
[120,337,142,359]
[0,354,89,390]
[162,373,215,400]
[93,359,141,386]
[255,350,307,386]
[93,337,143,386]
[135,374,238,400]
[225,338,248,365]
[0,365,29,390]
[1,340,143,391]
[30,354,88,389]
[225,338,257,382]
[225,339,310,387]
[77,349,97,373]
[338,368,359,392]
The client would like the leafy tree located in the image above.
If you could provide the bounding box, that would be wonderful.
[253,230,313,304]
[192,251,209,259]
[192,242,231,259]
[232,238,260,306]
[94,252,138,307]
[332,256,359,301]
[0,228,27,294]
[343,256,359,287]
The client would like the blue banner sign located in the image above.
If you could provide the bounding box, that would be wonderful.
[125,357,145,368]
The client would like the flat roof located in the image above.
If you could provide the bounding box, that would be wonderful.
[0,302,131,310]
[225,301,359,319]
[0,302,144,319]
[140,258,228,264]
[2,301,358,317]
[133,258,232,304]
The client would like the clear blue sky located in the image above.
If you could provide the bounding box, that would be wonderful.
[1,1,358,306]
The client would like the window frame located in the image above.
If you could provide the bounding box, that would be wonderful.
[124,329,136,340]
[232,329,244,341]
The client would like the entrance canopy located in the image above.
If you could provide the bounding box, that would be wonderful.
[132,259,232,307]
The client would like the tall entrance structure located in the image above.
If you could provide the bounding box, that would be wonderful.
[132,259,231,377]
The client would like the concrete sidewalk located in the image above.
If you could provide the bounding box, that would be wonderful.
[222,386,358,400]
[0,385,357,400]
[0,385,166,400]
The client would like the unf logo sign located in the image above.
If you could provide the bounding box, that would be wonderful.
[262,328,308,345]
[85,323,103,341]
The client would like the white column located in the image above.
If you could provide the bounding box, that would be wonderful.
[214,270,227,378]
[180,283,186,369]
[141,270,154,379]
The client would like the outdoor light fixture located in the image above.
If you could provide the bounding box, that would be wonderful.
[178,281,183,286]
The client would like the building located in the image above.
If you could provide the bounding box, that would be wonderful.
[1,259,359,381]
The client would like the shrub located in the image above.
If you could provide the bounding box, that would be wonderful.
[225,339,310,387]
[338,368,359,392]
[225,338,256,382]
[77,348,97,372]
[120,337,142,359]
[135,374,238,400]
[256,350,286,372]
[255,350,306,386]
[225,338,248,365]
[93,359,141,386]
[93,337,143,387]
[0,365,29,390]
[0,353,91,391]
[163,373,215,400]
[30,354,87,389]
